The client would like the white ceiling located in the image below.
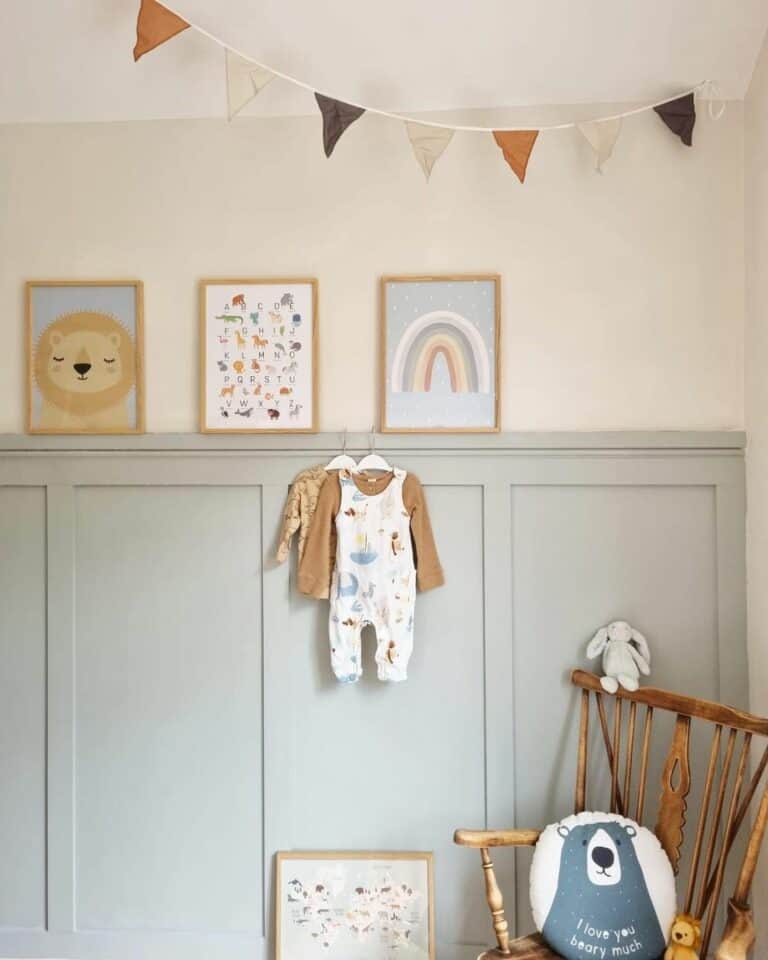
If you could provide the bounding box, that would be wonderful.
[1,0,767,123]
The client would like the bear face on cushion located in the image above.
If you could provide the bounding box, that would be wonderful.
[530,813,676,960]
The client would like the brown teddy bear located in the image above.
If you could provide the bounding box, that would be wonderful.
[665,914,701,960]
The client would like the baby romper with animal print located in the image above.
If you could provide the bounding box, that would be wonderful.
[299,467,444,682]
[330,469,419,682]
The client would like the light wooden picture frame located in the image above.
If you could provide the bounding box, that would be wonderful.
[380,274,501,433]
[199,278,318,433]
[26,279,145,435]
[275,850,435,960]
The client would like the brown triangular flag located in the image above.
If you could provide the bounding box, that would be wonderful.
[315,94,365,157]
[134,0,190,62]
[492,130,539,183]
[654,93,696,146]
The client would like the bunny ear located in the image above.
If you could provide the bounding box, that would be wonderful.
[630,629,651,665]
[586,627,609,659]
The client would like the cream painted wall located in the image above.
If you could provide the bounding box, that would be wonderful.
[746,33,768,944]
[0,105,744,433]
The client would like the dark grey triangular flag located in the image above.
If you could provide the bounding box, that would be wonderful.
[315,93,365,157]
[654,92,696,146]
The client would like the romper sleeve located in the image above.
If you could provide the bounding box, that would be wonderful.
[275,480,302,564]
[403,474,445,592]
[298,475,341,599]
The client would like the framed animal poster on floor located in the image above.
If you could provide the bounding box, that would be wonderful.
[26,280,144,434]
[276,851,435,960]
[200,278,318,433]
[380,274,500,433]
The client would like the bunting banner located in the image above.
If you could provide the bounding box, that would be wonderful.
[576,118,622,172]
[226,49,275,120]
[315,94,366,157]
[132,3,719,183]
[492,130,539,183]
[654,92,696,146]
[133,0,189,62]
[405,122,454,180]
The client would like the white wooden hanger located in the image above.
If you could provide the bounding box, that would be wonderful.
[324,430,357,471]
[354,428,392,473]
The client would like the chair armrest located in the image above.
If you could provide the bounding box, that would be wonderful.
[453,828,541,848]
[454,827,540,954]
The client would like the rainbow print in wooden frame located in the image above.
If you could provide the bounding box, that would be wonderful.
[380,274,500,433]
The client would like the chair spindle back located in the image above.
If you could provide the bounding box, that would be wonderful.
[572,670,768,959]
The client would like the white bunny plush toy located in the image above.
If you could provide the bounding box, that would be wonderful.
[586,620,651,693]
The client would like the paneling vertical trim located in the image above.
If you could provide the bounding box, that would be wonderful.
[481,481,517,933]
[45,484,76,931]
[260,483,286,951]
[715,478,747,707]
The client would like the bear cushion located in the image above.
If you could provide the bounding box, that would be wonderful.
[530,811,676,960]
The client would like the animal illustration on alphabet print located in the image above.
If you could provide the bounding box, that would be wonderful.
[536,814,675,960]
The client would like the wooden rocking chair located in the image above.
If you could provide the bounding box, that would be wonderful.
[455,670,768,959]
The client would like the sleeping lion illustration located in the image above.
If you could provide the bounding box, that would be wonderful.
[33,311,137,431]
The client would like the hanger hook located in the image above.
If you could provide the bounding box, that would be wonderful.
[341,428,348,455]
[370,425,375,453]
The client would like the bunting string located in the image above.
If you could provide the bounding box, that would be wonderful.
[134,0,722,178]
[144,0,712,134]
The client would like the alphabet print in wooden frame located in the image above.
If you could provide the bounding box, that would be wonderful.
[200,278,318,433]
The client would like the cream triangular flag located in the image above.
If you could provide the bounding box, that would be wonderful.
[226,49,275,120]
[577,118,622,172]
[405,122,454,180]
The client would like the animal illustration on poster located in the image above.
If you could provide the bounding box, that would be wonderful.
[26,280,144,434]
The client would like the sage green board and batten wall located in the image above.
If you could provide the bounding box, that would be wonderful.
[0,432,747,960]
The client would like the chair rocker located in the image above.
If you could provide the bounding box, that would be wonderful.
[455,670,768,960]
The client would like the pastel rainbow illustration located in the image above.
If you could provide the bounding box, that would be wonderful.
[390,310,491,394]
